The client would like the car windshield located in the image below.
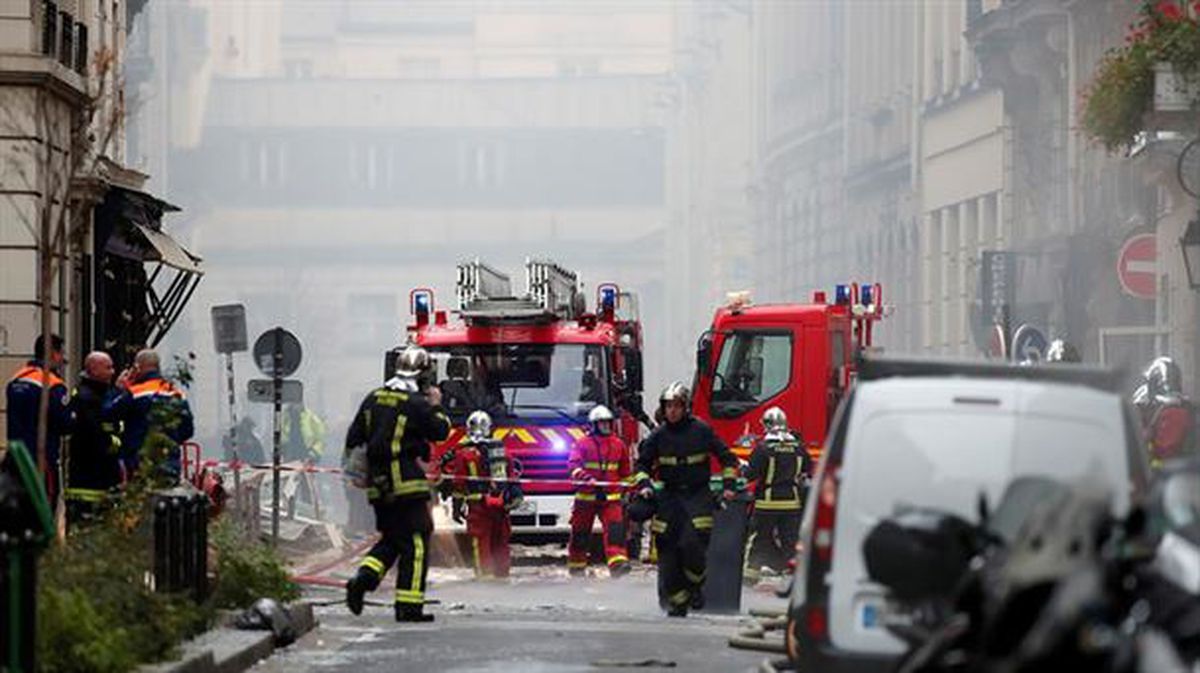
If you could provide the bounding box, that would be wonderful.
[709,330,793,418]
[429,343,607,423]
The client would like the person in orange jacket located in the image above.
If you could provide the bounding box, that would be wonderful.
[442,410,522,579]
[567,405,632,577]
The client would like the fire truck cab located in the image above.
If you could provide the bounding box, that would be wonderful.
[386,259,647,541]
[691,284,885,461]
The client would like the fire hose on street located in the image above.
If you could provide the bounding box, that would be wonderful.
[727,607,794,672]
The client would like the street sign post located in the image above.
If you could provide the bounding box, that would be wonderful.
[988,324,1009,360]
[1012,324,1049,363]
[248,379,303,404]
[979,251,1016,355]
[1117,233,1157,299]
[253,327,302,546]
[211,304,248,520]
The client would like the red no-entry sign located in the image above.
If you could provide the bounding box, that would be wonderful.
[1118,234,1157,299]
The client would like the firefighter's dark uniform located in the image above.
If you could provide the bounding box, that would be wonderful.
[111,371,194,479]
[743,432,811,582]
[634,416,736,615]
[6,361,70,504]
[346,380,450,619]
[64,376,124,522]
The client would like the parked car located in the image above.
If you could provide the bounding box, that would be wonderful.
[785,357,1151,673]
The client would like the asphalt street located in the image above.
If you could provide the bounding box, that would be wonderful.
[253,564,784,672]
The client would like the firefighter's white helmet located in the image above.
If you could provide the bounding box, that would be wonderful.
[395,345,431,378]
[659,381,691,406]
[467,410,493,442]
[762,406,788,434]
[588,405,615,435]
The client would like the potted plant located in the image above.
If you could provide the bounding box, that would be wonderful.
[1082,1,1200,151]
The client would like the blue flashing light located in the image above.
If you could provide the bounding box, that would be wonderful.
[834,284,851,305]
[598,284,619,312]
[412,290,432,315]
[861,285,874,307]
[551,434,568,453]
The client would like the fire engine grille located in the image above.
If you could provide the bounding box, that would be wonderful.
[509,445,571,496]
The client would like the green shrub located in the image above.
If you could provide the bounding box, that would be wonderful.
[35,476,299,671]
[208,519,300,610]
[37,505,211,673]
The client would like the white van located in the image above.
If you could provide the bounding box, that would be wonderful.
[785,359,1150,673]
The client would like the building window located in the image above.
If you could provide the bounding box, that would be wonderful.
[366,146,378,189]
[557,56,599,77]
[58,11,73,68]
[459,141,504,189]
[397,57,440,78]
[42,1,57,57]
[283,59,313,79]
[74,22,88,74]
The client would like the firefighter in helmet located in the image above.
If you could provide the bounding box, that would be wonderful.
[1140,356,1197,465]
[743,407,811,584]
[566,405,633,577]
[345,345,451,622]
[442,410,523,579]
[633,382,738,616]
[1045,339,1081,363]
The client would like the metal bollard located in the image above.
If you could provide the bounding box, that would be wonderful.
[153,496,168,592]
[194,494,209,601]
[0,442,55,673]
[151,489,210,600]
[1,534,39,673]
[180,495,196,595]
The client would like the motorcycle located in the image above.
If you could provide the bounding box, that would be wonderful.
[862,475,1199,673]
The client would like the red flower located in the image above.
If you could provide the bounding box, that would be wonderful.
[1156,1,1185,21]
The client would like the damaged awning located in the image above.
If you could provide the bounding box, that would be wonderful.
[101,187,200,270]
[111,222,203,274]
[97,186,203,349]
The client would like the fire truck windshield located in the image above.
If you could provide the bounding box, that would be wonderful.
[709,330,793,418]
[430,343,608,423]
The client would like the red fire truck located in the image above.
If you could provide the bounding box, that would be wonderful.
[691,284,885,462]
[387,259,647,541]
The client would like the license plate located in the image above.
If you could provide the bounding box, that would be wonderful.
[861,603,880,629]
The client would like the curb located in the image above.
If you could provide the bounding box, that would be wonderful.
[137,602,318,673]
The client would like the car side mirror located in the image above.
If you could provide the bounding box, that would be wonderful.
[624,349,644,393]
[696,331,714,376]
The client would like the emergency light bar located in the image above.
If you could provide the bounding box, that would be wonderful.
[410,288,433,316]
[598,283,619,313]
[835,284,852,305]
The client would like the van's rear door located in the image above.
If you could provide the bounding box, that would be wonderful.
[828,380,1020,654]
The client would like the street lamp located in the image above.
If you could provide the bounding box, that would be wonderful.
[1181,218,1200,289]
